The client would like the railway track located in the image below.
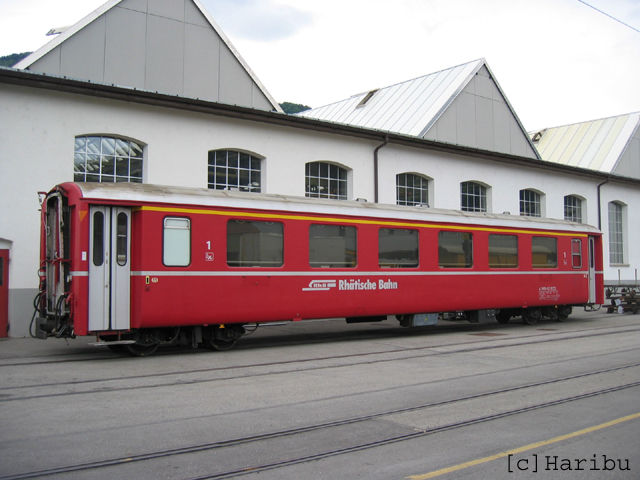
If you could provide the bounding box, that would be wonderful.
[1,325,640,403]
[0,327,640,404]
[1,362,639,480]
[0,315,630,367]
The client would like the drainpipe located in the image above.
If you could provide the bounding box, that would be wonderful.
[373,135,389,203]
[597,177,610,230]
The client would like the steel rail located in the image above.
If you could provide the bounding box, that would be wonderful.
[1,326,640,403]
[1,320,635,368]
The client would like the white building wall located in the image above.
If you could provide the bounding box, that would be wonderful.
[2,82,639,335]
[377,145,639,285]
[0,82,382,337]
[601,183,640,283]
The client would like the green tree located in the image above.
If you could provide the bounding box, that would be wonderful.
[280,102,311,114]
[0,52,32,67]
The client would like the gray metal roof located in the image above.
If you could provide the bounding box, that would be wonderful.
[297,58,540,160]
[13,0,283,113]
[298,59,484,137]
[530,112,640,173]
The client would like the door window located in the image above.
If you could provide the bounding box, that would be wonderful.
[92,211,104,266]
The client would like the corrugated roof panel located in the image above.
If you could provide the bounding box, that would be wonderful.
[334,97,368,125]
[374,75,437,132]
[592,116,628,171]
[539,125,569,163]
[574,119,606,170]
[298,59,484,137]
[298,58,539,158]
[548,124,581,164]
[582,118,614,170]
[397,68,462,135]
[532,113,640,173]
[411,63,481,137]
[608,115,640,172]
[377,75,432,132]
[366,79,422,130]
[565,122,594,167]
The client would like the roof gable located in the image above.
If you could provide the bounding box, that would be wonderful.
[298,59,539,159]
[14,0,282,112]
[531,112,640,178]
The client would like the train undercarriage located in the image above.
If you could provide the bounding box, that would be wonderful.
[64,305,577,356]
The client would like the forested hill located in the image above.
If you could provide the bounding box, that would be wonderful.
[0,52,31,67]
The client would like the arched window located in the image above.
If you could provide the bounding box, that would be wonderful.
[208,150,262,192]
[564,195,583,223]
[397,173,429,206]
[608,201,625,264]
[305,162,348,200]
[461,181,487,212]
[520,189,542,217]
[74,136,143,183]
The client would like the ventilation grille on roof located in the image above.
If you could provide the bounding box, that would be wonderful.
[531,129,547,142]
[356,89,379,108]
[46,26,70,36]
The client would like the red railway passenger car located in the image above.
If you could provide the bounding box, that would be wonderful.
[35,182,604,355]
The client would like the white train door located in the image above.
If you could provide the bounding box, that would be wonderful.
[89,206,131,332]
[588,236,597,303]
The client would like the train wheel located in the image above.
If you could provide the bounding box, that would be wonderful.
[522,308,541,325]
[557,305,572,321]
[126,343,160,357]
[495,311,511,324]
[206,337,237,351]
[204,325,244,351]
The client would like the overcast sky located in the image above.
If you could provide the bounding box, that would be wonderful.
[1,0,639,130]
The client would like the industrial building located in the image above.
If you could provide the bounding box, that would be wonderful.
[1,0,638,337]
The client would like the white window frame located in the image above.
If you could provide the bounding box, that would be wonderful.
[520,189,543,217]
[305,162,349,200]
[564,195,583,223]
[397,173,430,207]
[608,201,625,265]
[461,181,488,212]
[74,135,144,183]
[208,149,262,192]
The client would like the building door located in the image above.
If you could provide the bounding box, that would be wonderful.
[0,249,8,338]
[588,236,597,304]
[89,207,131,332]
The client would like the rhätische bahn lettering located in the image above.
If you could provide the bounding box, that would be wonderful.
[339,279,398,291]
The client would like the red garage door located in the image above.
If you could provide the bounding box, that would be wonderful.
[0,250,8,338]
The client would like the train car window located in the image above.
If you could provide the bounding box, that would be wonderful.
[163,217,191,267]
[227,220,283,267]
[116,212,128,266]
[571,239,582,268]
[488,234,518,268]
[438,231,473,268]
[92,211,104,267]
[532,236,557,268]
[379,228,419,268]
[309,224,357,268]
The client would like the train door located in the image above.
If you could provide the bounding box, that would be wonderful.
[0,249,8,338]
[588,236,597,303]
[89,206,131,332]
[45,193,69,319]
